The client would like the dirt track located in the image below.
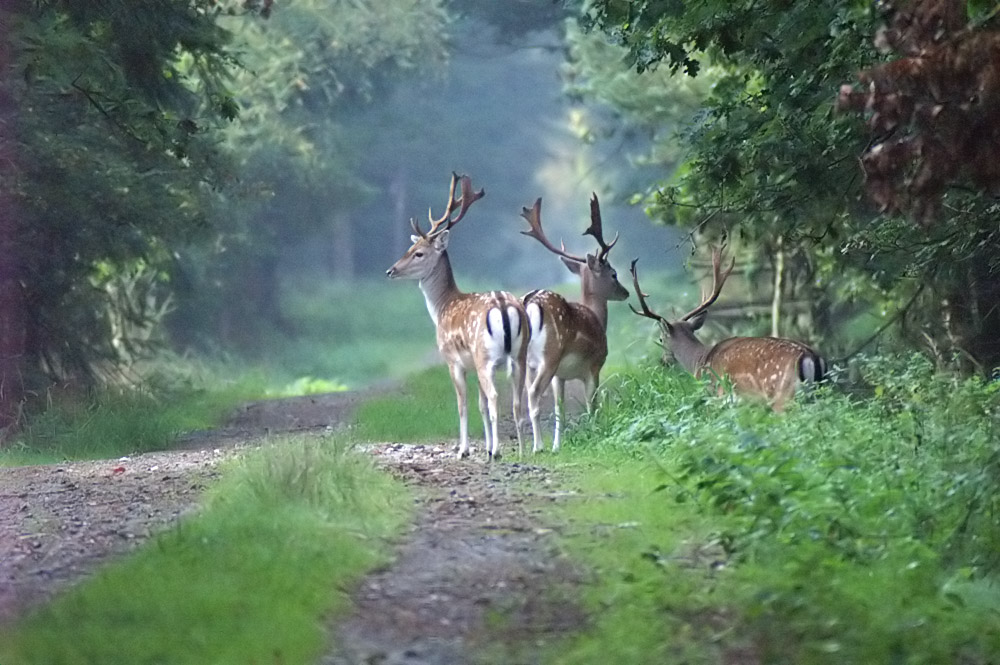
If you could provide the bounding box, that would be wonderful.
[0,390,585,663]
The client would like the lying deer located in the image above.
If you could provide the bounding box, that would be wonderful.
[386,173,530,460]
[629,246,826,411]
[518,195,629,451]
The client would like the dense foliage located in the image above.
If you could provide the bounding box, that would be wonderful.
[0,0,455,434]
[560,358,1000,662]
[0,0,258,430]
[577,0,1000,372]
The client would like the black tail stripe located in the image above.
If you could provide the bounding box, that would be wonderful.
[500,302,512,354]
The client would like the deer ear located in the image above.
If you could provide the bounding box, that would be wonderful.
[586,254,601,272]
[561,256,583,275]
[410,235,421,245]
[432,229,450,251]
[687,310,708,331]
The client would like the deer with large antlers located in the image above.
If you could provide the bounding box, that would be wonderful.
[386,173,530,460]
[630,246,826,411]
[517,194,629,452]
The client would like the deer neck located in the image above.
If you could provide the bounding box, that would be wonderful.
[579,278,610,332]
[669,331,710,375]
[418,251,462,326]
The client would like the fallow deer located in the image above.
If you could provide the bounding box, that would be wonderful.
[629,246,826,411]
[518,194,629,452]
[386,173,530,460]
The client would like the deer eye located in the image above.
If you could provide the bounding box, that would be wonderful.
[414,251,424,258]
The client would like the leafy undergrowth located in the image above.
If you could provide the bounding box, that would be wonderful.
[0,435,411,665]
[548,354,1000,664]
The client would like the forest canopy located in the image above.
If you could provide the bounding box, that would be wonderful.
[577,0,1000,373]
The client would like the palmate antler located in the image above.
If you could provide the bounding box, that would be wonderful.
[519,197,588,264]
[681,243,735,322]
[410,172,485,239]
[519,193,620,264]
[584,194,619,262]
[628,258,667,325]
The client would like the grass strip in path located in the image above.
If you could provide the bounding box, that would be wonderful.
[0,434,411,665]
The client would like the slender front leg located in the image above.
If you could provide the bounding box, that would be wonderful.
[551,375,565,452]
[448,363,470,459]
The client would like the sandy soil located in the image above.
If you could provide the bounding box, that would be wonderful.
[0,389,586,663]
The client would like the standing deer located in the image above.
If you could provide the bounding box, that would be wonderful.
[518,195,629,452]
[386,173,530,460]
[629,246,826,411]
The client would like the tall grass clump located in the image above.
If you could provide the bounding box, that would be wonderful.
[0,435,411,665]
[553,354,1000,664]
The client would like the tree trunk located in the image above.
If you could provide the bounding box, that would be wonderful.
[946,258,1000,374]
[0,202,26,440]
[771,235,784,337]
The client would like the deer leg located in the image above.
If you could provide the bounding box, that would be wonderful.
[510,358,527,459]
[477,385,493,457]
[448,363,470,459]
[476,364,501,460]
[528,363,558,454]
[551,375,565,452]
[584,368,601,413]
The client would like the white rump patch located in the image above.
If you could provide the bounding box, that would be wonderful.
[800,355,820,382]
[525,302,546,369]
[484,307,510,363]
[507,305,524,355]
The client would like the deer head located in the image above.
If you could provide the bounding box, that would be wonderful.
[386,172,484,281]
[519,194,629,308]
[630,245,735,373]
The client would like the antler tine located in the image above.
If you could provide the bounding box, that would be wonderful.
[519,197,586,263]
[410,217,428,240]
[583,193,619,261]
[427,172,485,236]
[427,173,459,231]
[628,258,667,323]
[681,243,736,322]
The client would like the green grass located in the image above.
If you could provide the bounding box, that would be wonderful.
[0,434,411,665]
[352,365,488,442]
[543,355,1000,664]
[0,369,263,466]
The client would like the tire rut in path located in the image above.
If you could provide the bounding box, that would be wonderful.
[326,443,585,665]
